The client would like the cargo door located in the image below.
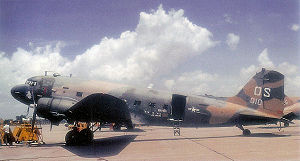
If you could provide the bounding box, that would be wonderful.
[171,94,186,121]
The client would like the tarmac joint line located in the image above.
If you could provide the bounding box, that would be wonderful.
[182,135,235,161]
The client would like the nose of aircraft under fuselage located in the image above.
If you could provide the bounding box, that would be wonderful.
[11,84,33,105]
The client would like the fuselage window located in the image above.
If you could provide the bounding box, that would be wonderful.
[163,104,169,110]
[42,79,53,86]
[76,92,83,97]
[134,100,141,106]
[149,102,156,108]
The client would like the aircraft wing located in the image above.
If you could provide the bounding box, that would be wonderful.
[64,93,132,125]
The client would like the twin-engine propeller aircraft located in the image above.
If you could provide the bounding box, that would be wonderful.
[11,68,291,145]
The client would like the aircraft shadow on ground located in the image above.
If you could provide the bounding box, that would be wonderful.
[132,133,290,143]
[30,131,290,149]
[62,135,137,158]
[100,128,145,132]
[32,131,289,158]
[241,133,290,137]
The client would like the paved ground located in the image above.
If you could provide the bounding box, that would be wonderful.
[1,121,300,161]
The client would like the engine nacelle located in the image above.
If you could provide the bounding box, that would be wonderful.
[37,97,78,114]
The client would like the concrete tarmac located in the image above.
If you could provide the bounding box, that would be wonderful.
[1,121,300,161]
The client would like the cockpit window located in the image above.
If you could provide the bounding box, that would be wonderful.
[25,80,37,86]
[42,79,54,86]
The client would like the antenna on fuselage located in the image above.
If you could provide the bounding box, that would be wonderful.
[53,73,61,77]
[45,71,55,76]
[44,71,61,77]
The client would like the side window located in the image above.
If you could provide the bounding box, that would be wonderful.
[133,100,141,106]
[148,102,156,108]
[42,78,54,87]
[76,92,83,97]
[163,104,169,110]
[41,78,54,96]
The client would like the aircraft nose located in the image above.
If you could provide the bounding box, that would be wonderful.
[11,84,32,105]
[11,85,26,97]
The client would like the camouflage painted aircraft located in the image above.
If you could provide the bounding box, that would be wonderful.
[11,68,290,145]
[282,97,300,126]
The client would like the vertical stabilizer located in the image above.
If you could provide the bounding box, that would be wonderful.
[229,68,285,116]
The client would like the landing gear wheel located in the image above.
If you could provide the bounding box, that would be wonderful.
[65,130,80,146]
[79,129,94,144]
[243,129,251,136]
[284,122,289,127]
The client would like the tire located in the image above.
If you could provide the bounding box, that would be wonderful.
[65,130,79,146]
[243,129,251,136]
[79,129,93,144]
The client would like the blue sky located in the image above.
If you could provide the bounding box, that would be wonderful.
[1,0,298,60]
[1,0,299,75]
[0,0,299,119]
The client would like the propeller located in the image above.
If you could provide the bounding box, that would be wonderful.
[25,105,30,117]
[31,89,37,131]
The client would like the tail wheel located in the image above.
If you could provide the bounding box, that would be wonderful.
[243,129,251,136]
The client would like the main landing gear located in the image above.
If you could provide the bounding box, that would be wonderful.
[65,121,134,146]
[65,123,96,146]
[236,124,251,136]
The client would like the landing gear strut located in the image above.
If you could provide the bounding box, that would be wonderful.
[236,124,251,136]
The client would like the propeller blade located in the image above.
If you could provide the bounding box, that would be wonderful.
[26,106,30,116]
[31,89,36,104]
[31,89,37,131]
[32,106,37,131]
